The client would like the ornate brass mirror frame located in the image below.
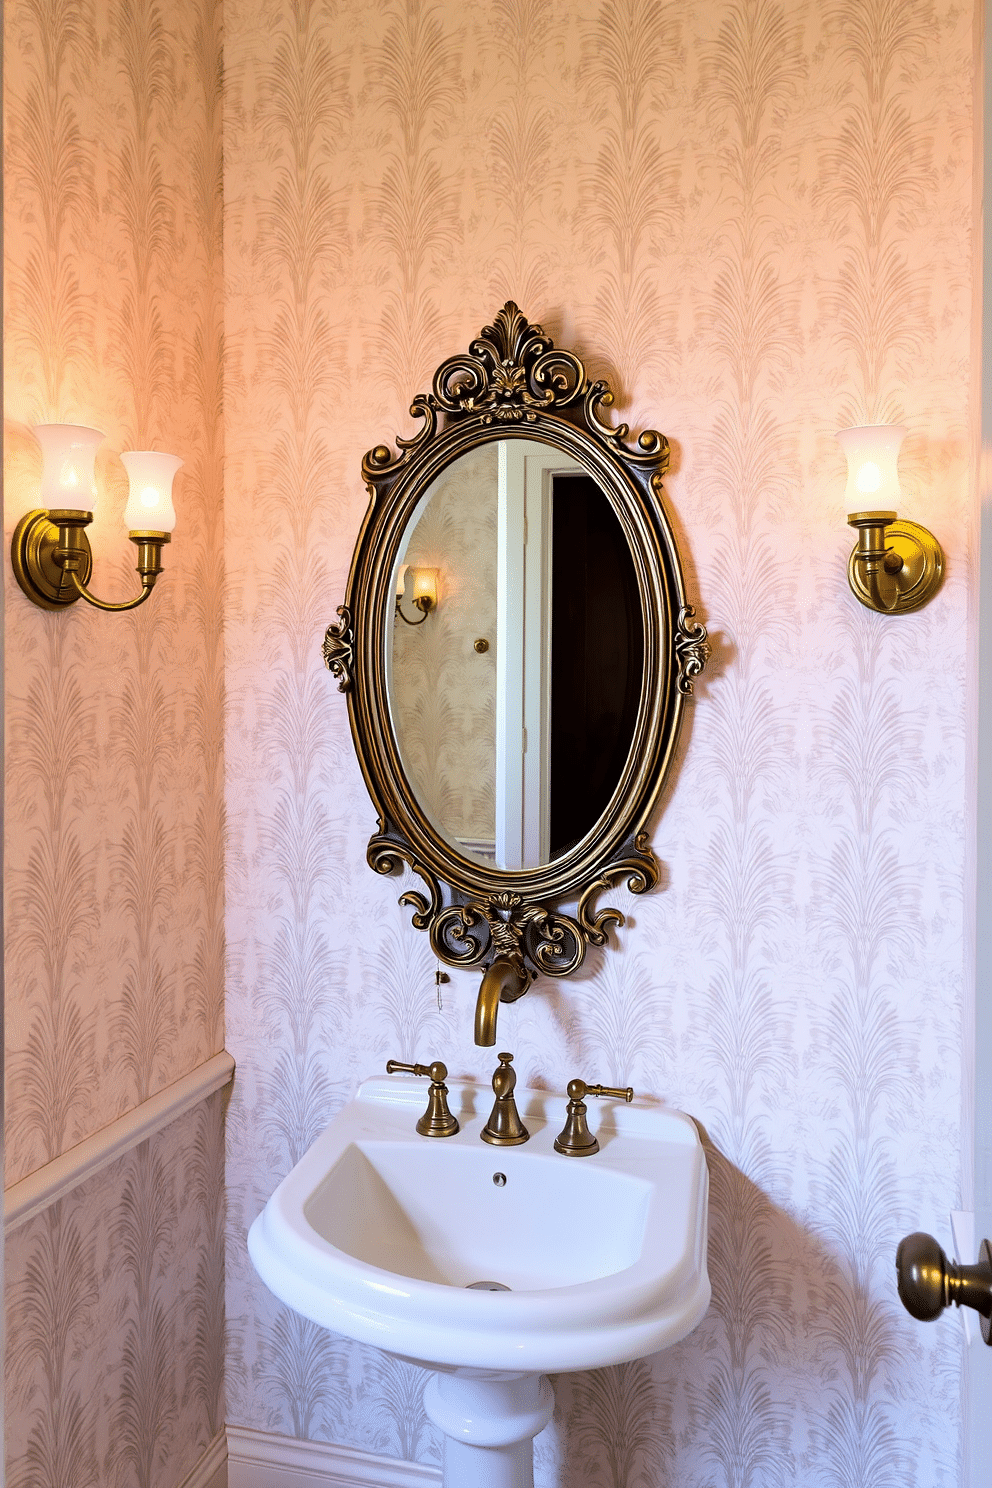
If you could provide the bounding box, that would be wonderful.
[323,303,708,1007]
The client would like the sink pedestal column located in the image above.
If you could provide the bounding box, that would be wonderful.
[423,1371,554,1488]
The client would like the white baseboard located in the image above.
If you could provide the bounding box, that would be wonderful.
[178,1428,228,1488]
[226,1427,440,1488]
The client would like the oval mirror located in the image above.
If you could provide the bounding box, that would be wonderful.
[387,439,645,871]
[323,304,708,989]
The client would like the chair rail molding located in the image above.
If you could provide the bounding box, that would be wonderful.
[4,1050,235,1231]
[177,1429,229,1488]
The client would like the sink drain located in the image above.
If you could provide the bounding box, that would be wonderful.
[466,1280,511,1291]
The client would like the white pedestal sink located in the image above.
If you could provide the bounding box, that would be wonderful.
[248,1076,710,1488]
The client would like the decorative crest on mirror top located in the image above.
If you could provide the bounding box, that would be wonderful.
[323,302,709,991]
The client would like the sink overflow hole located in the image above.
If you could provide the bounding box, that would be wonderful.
[466,1280,512,1291]
[493,1172,507,1187]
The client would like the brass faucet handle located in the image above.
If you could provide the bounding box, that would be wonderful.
[554,1079,634,1157]
[582,1082,634,1103]
[386,1058,447,1080]
[385,1058,459,1137]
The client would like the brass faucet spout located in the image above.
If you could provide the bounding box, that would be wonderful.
[474,956,527,1046]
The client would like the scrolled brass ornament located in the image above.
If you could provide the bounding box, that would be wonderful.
[323,302,707,1006]
[322,606,355,693]
[675,606,710,695]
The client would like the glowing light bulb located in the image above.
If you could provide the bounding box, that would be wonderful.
[34,424,105,511]
[121,451,182,533]
[857,462,882,493]
[411,567,439,610]
[836,425,906,509]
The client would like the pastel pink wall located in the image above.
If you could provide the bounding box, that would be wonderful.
[3,0,980,1481]
[3,0,226,1476]
[4,0,225,1183]
[223,0,977,1483]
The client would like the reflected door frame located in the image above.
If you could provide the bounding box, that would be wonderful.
[495,441,581,870]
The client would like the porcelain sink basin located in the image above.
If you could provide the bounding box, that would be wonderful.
[248,1075,710,1375]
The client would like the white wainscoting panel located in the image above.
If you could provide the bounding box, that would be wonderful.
[226,1428,441,1488]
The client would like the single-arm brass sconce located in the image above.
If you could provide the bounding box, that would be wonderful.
[837,425,943,614]
[11,426,181,613]
[394,564,439,625]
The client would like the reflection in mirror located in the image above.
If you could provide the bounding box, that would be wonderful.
[389,443,499,868]
[387,439,644,871]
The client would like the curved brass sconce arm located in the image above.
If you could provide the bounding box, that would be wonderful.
[12,509,169,613]
[395,592,434,625]
[847,511,943,615]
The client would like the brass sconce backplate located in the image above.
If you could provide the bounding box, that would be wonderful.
[847,514,944,614]
[11,508,93,610]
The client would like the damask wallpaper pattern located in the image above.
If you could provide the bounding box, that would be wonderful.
[4,0,225,1182]
[3,0,225,1476]
[5,1096,226,1488]
[224,0,974,1485]
[1,0,978,1482]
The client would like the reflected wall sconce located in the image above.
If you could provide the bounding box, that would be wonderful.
[11,424,181,613]
[395,564,439,626]
[837,424,944,614]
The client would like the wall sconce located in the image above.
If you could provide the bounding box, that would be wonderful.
[11,424,181,613]
[837,424,944,614]
[395,565,439,626]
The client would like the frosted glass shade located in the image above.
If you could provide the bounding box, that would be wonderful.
[835,424,907,508]
[395,562,409,598]
[121,451,182,533]
[34,424,105,511]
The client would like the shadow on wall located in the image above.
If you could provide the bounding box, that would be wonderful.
[547,1124,916,1487]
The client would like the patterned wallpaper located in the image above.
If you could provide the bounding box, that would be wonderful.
[4,0,225,1182]
[5,1094,226,1488]
[3,0,225,1475]
[2,0,978,1482]
[224,2,975,1486]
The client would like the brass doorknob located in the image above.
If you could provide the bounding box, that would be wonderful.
[895,1231,992,1343]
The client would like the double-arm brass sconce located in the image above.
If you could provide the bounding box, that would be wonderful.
[394,563,440,625]
[11,424,181,613]
[838,425,944,614]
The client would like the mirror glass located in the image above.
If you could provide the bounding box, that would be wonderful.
[387,439,645,870]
